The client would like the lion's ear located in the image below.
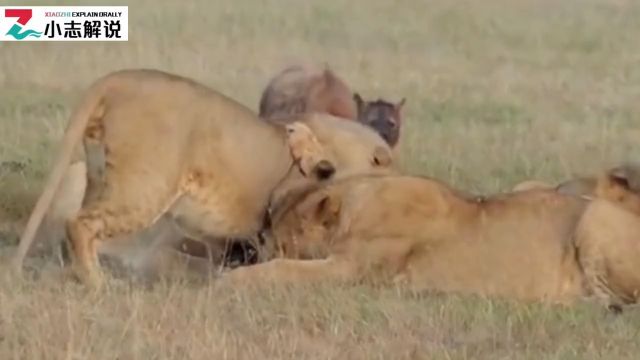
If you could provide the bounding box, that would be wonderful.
[608,164,640,193]
[285,121,329,178]
[297,190,341,226]
[372,145,392,167]
[285,124,310,173]
[609,167,631,190]
[314,193,341,227]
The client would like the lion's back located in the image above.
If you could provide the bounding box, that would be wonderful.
[334,177,587,301]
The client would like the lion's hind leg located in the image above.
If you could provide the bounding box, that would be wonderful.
[58,138,104,267]
[65,176,181,288]
[82,135,106,207]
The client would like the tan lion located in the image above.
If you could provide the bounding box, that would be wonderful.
[26,122,337,279]
[573,163,640,312]
[222,173,590,304]
[13,69,395,287]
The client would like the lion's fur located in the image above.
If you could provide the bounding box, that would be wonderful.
[258,64,357,121]
[14,69,394,286]
[574,164,640,309]
[512,180,554,192]
[512,177,597,198]
[223,174,590,304]
[557,177,597,197]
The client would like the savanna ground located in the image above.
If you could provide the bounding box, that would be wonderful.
[1,0,640,358]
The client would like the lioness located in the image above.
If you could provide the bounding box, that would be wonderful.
[574,163,640,311]
[64,124,338,282]
[223,173,589,304]
[13,69,394,287]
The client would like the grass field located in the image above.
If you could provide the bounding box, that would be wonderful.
[2,0,640,358]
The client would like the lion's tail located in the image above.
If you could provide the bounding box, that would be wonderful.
[12,78,110,273]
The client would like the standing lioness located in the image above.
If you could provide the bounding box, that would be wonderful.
[14,69,394,287]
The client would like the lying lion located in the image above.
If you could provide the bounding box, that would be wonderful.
[224,163,640,309]
[222,172,590,304]
[14,69,395,287]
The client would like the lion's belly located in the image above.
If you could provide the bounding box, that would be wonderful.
[168,190,264,240]
[407,246,582,302]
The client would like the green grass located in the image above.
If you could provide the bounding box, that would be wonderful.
[2,0,640,358]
